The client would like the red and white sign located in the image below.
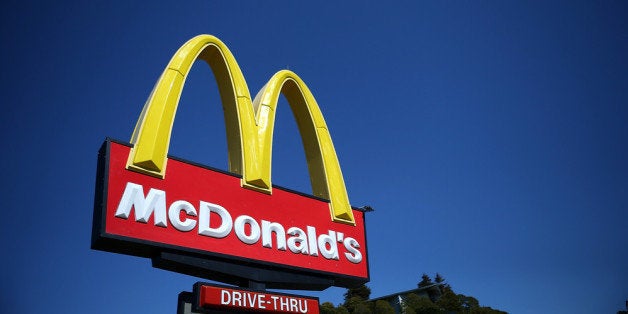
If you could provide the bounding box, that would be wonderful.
[93,140,369,284]
[196,283,319,314]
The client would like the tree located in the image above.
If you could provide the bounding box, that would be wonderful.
[434,273,444,284]
[435,288,462,312]
[418,273,434,288]
[459,294,480,311]
[353,302,372,314]
[344,296,367,313]
[433,273,453,296]
[335,306,350,314]
[374,300,395,314]
[320,302,337,314]
[469,306,507,314]
[341,284,372,313]
[344,284,372,302]
[332,273,506,314]
[404,293,441,314]
[405,307,417,314]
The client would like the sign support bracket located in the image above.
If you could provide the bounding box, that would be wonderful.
[247,280,266,291]
[152,252,335,291]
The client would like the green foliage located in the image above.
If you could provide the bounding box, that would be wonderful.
[457,292,506,314]
[342,284,372,313]
[433,273,452,295]
[434,273,445,284]
[374,300,395,314]
[459,294,480,310]
[320,273,506,314]
[418,273,434,288]
[344,284,372,302]
[321,303,350,314]
[405,307,417,314]
[404,293,441,314]
[321,302,337,314]
[436,289,462,312]
[345,296,367,313]
[353,302,372,314]
[469,306,508,314]
[335,306,350,314]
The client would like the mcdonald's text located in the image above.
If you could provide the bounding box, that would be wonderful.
[93,140,369,283]
[115,181,362,263]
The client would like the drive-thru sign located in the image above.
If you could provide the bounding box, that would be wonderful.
[92,35,369,292]
[194,283,320,314]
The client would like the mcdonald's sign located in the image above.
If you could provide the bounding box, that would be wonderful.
[92,35,369,289]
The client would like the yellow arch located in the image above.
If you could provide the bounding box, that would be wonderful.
[127,35,354,225]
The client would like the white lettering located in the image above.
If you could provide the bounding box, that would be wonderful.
[262,220,287,250]
[115,182,167,227]
[232,291,242,306]
[307,226,319,257]
[114,182,364,264]
[168,200,197,232]
[286,227,309,254]
[246,293,256,307]
[290,298,298,312]
[299,299,308,313]
[234,215,260,244]
[318,231,339,260]
[221,290,230,305]
[280,296,289,311]
[198,201,232,238]
[258,294,266,309]
[343,237,362,263]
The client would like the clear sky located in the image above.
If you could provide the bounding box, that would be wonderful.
[1,1,627,313]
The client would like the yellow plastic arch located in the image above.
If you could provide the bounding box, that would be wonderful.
[127,35,355,225]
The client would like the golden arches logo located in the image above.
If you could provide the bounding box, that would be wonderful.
[126,35,355,225]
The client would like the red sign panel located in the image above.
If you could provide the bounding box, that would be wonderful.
[195,283,319,314]
[92,139,368,286]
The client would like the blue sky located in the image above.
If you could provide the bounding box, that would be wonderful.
[1,1,627,313]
